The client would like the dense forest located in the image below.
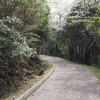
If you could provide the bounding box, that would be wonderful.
[0,0,100,99]
[46,0,100,67]
[0,0,51,99]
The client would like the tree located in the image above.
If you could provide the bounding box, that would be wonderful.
[55,0,100,65]
[0,0,50,92]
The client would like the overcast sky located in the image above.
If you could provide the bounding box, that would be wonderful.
[50,0,75,13]
[48,0,75,29]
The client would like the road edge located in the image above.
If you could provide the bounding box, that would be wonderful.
[16,65,55,100]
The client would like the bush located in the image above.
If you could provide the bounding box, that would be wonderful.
[0,16,37,66]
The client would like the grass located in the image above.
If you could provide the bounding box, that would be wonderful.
[87,65,100,79]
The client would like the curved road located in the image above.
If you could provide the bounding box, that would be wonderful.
[27,55,100,100]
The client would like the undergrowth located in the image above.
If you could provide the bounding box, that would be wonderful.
[0,56,53,100]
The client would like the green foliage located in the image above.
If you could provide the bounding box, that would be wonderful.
[61,44,69,56]
[0,16,37,65]
[87,65,100,79]
[0,0,50,99]
[0,0,50,65]
[47,0,100,66]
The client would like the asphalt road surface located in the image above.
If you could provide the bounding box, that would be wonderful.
[26,55,100,100]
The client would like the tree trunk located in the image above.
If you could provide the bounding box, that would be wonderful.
[85,50,90,65]
[69,48,74,61]
[85,38,96,65]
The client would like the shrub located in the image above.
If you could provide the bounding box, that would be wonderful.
[0,16,37,66]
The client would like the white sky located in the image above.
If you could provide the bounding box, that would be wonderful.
[47,0,75,29]
[50,0,75,13]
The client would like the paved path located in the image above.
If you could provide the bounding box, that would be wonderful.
[26,55,100,100]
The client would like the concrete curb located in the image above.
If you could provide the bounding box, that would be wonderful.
[16,65,55,100]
